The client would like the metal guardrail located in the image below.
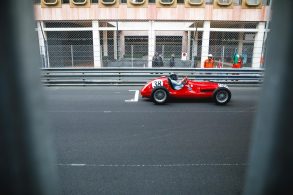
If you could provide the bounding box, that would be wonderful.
[41,68,264,86]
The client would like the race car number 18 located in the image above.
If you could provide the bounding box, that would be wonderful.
[152,79,163,88]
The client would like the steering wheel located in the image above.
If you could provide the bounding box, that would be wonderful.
[182,76,188,85]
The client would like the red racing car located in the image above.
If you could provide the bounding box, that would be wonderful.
[140,74,231,105]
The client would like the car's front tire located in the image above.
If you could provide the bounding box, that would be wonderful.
[151,87,169,105]
[213,87,231,105]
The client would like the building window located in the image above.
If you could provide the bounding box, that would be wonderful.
[120,0,127,3]
[263,0,270,5]
[149,0,155,3]
[177,0,184,3]
[188,0,203,5]
[72,0,87,4]
[102,0,116,4]
[205,0,213,4]
[245,0,260,6]
[92,0,98,3]
[159,0,175,5]
[216,0,232,6]
[233,0,241,5]
[43,0,58,5]
[63,0,69,3]
[130,0,145,4]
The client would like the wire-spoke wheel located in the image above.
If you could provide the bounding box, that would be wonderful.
[152,88,168,104]
[214,88,231,105]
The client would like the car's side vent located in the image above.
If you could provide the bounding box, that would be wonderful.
[70,0,91,7]
[41,0,62,7]
[200,89,215,93]
[157,0,177,8]
[242,0,262,8]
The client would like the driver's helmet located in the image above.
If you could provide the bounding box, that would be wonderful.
[170,72,178,80]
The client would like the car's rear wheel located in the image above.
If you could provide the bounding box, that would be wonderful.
[152,87,169,105]
[213,88,231,105]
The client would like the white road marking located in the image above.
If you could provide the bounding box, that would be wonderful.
[49,110,255,113]
[66,164,86,166]
[57,163,247,167]
[125,90,139,103]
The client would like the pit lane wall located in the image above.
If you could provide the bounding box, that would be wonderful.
[34,1,271,69]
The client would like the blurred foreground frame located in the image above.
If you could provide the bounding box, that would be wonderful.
[244,0,293,195]
[0,1,58,195]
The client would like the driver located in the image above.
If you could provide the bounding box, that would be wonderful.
[169,73,186,90]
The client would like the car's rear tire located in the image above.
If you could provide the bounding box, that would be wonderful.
[213,88,231,105]
[151,87,169,105]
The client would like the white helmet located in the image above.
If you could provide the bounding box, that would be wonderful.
[208,54,213,58]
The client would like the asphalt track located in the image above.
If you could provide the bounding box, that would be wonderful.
[45,86,261,195]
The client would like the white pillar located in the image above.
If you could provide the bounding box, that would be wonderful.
[119,32,125,59]
[92,21,101,68]
[252,22,265,68]
[103,31,108,57]
[114,30,118,60]
[148,21,155,68]
[238,32,244,55]
[37,21,49,68]
[192,31,199,67]
[187,31,191,60]
[200,21,211,68]
[182,31,188,54]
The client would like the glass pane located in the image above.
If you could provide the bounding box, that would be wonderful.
[246,0,260,5]
[205,0,213,4]
[189,0,202,4]
[73,0,86,3]
[103,0,115,3]
[160,0,173,3]
[63,0,69,3]
[44,0,57,3]
[131,0,144,3]
[233,0,241,5]
[217,0,232,4]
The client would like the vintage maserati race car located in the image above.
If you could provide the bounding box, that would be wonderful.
[140,75,231,105]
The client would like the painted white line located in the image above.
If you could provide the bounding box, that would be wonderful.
[103,111,112,113]
[57,163,247,167]
[48,110,255,113]
[134,90,139,102]
[125,90,139,103]
[67,164,86,166]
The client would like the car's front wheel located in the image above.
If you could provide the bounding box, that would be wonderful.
[151,87,169,105]
[213,88,231,105]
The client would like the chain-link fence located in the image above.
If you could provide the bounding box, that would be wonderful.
[38,20,268,68]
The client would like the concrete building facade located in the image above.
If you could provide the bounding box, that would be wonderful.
[34,0,271,68]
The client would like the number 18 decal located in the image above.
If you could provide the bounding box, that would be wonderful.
[152,79,163,88]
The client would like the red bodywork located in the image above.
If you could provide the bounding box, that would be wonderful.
[141,76,221,99]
